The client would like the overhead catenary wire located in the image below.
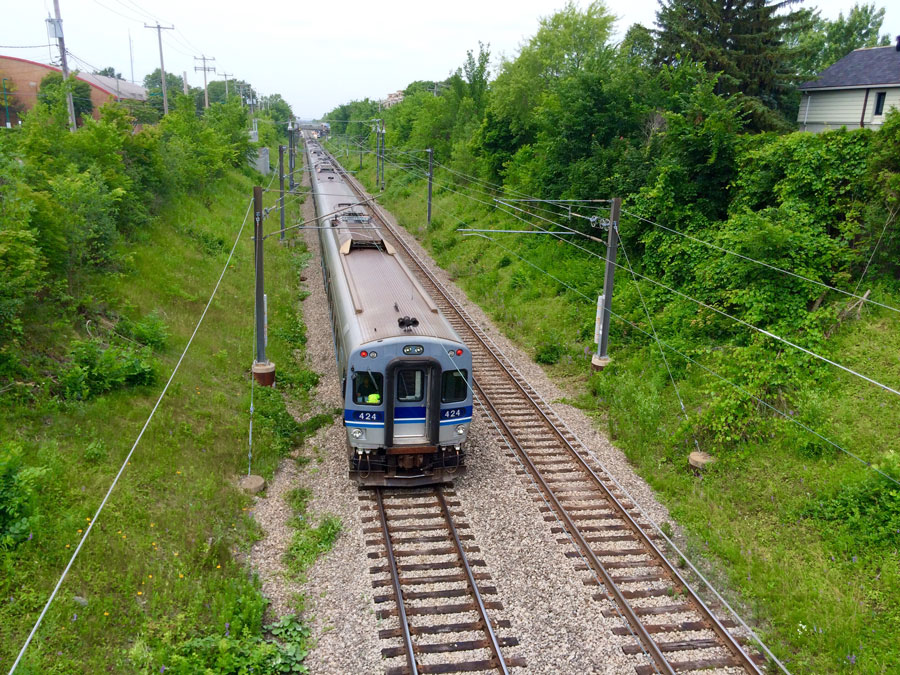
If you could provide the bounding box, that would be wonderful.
[463,230,900,490]
[490,204,900,400]
[7,197,254,675]
[358,141,900,459]
[376,152,898,484]
[387,142,900,318]
[622,207,900,317]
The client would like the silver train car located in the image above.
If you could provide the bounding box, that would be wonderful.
[305,137,472,486]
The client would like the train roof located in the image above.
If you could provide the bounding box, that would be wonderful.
[326,220,460,344]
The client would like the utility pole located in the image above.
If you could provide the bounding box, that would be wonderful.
[380,121,386,191]
[278,145,286,242]
[220,72,232,99]
[194,55,215,108]
[128,30,134,84]
[145,22,174,115]
[426,148,434,225]
[251,186,275,386]
[50,0,76,132]
[182,71,188,96]
[592,197,621,371]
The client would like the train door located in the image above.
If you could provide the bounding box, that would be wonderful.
[392,367,429,444]
[385,359,441,447]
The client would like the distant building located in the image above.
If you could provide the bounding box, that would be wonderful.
[382,90,404,108]
[798,41,900,132]
[0,54,147,126]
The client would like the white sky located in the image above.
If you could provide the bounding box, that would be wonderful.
[3,0,898,118]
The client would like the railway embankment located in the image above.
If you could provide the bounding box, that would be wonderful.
[0,159,325,672]
[328,138,900,672]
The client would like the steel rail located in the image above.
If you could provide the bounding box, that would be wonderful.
[472,379,676,675]
[393,226,763,674]
[327,143,762,674]
[375,488,418,675]
[434,488,510,675]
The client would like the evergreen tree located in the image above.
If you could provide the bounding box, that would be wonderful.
[654,0,808,126]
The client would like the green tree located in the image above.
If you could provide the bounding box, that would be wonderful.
[792,3,891,78]
[143,69,186,115]
[37,72,93,120]
[94,66,123,79]
[476,0,615,180]
[654,0,809,127]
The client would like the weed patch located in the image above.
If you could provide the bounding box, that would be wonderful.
[284,487,341,579]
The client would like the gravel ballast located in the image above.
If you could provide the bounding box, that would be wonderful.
[248,148,753,674]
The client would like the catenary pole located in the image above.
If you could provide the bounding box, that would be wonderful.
[593,197,621,371]
[144,23,174,115]
[426,148,434,225]
[279,145,286,241]
[52,0,76,132]
[250,186,275,386]
[288,121,295,191]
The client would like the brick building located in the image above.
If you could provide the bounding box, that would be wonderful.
[0,54,147,126]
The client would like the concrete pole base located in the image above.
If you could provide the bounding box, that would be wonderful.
[252,361,276,387]
[591,355,611,372]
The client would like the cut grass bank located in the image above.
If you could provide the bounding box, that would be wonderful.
[0,168,326,673]
[343,144,900,673]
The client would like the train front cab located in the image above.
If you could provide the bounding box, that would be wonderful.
[344,341,471,486]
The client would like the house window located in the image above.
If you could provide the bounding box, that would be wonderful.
[874,92,887,116]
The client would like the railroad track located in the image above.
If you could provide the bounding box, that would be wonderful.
[362,487,524,674]
[329,148,769,674]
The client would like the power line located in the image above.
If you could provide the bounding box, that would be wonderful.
[378,147,900,399]
[8,199,255,675]
[621,208,900,318]
[465,231,900,490]
[491,204,900,400]
[90,0,145,22]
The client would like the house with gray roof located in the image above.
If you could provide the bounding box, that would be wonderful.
[798,40,900,132]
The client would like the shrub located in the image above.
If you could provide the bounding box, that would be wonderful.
[0,442,48,549]
[535,339,564,365]
[117,312,170,350]
[59,339,157,400]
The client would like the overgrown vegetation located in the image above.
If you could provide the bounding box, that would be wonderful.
[0,78,329,672]
[284,487,341,579]
[324,2,900,670]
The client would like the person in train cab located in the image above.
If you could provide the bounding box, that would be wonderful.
[357,375,381,404]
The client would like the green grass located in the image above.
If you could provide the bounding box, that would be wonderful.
[342,142,900,673]
[283,487,341,579]
[0,166,322,673]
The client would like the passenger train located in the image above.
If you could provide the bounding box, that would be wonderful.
[304,136,472,486]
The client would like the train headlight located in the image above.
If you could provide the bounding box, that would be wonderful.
[351,428,365,440]
[455,424,466,436]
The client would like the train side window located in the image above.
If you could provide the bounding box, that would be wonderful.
[441,370,468,403]
[353,372,383,405]
[397,369,424,402]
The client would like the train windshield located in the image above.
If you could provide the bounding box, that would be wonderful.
[397,369,424,402]
[353,372,384,405]
[441,370,468,403]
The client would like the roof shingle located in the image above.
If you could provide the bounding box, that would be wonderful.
[801,45,900,90]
